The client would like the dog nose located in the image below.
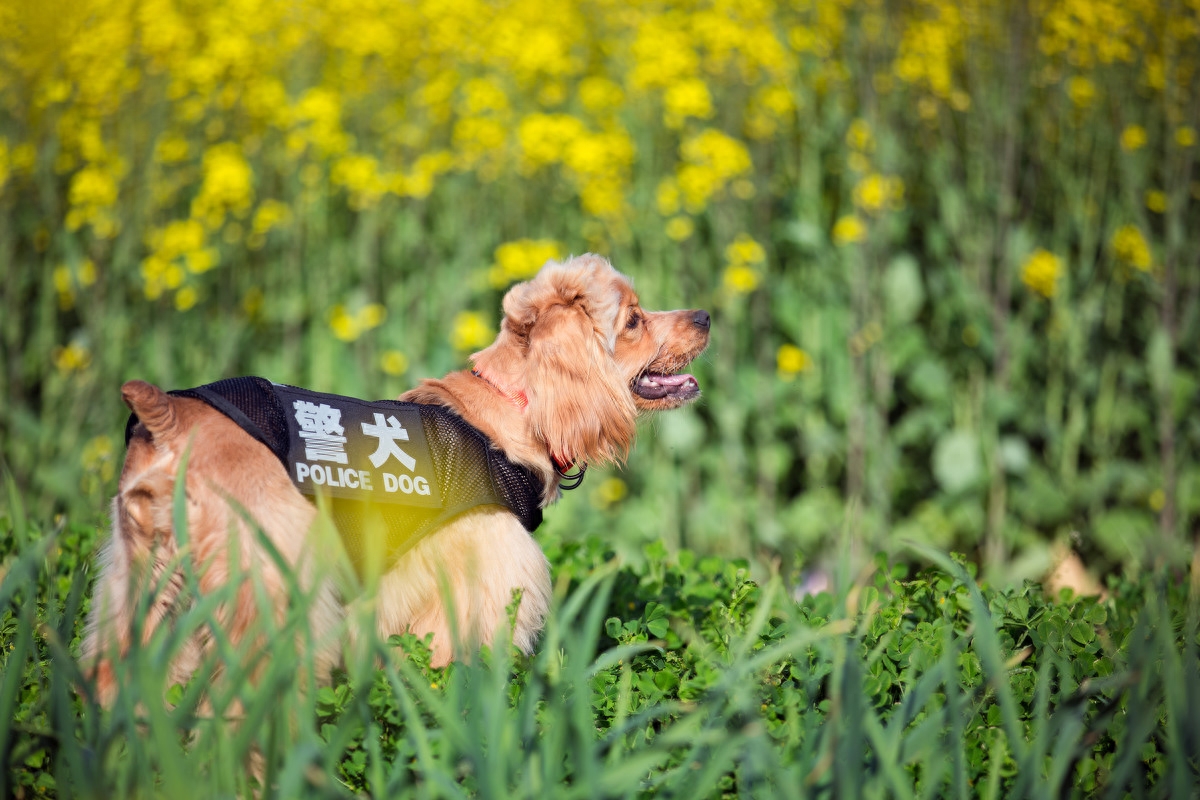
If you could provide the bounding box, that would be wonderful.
[692,310,711,330]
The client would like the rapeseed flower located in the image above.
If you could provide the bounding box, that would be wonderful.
[723,235,765,294]
[1111,225,1151,271]
[192,143,253,227]
[490,239,562,288]
[381,350,409,376]
[1021,249,1061,299]
[175,286,198,311]
[452,312,494,351]
[329,303,387,342]
[677,129,752,211]
[590,476,627,509]
[853,173,904,214]
[1120,124,1147,151]
[665,216,694,241]
[663,78,714,128]
[777,344,812,380]
[53,343,91,372]
[833,215,866,245]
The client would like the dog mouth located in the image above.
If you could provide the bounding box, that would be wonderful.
[632,372,700,401]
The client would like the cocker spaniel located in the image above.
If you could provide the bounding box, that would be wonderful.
[82,254,710,702]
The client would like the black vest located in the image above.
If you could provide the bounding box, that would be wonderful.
[124,376,544,573]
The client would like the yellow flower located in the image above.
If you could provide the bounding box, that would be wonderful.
[53,266,75,309]
[1145,190,1167,213]
[252,200,292,236]
[1111,225,1151,271]
[853,173,905,214]
[777,344,812,379]
[665,216,694,241]
[846,119,875,153]
[174,286,198,311]
[1067,77,1096,108]
[1021,249,1061,299]
[1177,127,1197,148]
[1120,124,1147,151]
[451,311,494,351]
[185,248,216,274]
[676,129,752,211]
[832,215,866,245]
[723,265,759,294]
[663,78,714,128]
[53,343,91,372]
[380,350,409,376]
[155,135,191,164]
[490,239,561,288]
[329,304,360,342]
[579,77,625,114]
[518,114,587,170]
[358,303,386,330]
[656,179,681,216]
[725,234,766,267]
[590,476,627,509]
[332,154,387,209]
[191,143,253,226]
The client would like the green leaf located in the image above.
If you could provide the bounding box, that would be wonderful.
[885,253,925,324]
[1069,619,1095,646]
[933,431,983,494]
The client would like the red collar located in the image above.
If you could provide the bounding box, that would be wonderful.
[471,369,586,490]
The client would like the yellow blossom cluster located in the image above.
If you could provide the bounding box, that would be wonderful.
[1111,225,1152,271]
[590,476,628,509]
[833,216,867,246]
[329,303,387,342]
[854,173,905,215]
[1021,249,1062,299]
[451,311,495,352]
[776,344,812,381]
[892,0,971,110]
[723,235,765,295]
[0,0,1195,342]
[489,239,563,288]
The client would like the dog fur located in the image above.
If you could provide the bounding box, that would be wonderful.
[81,254,710,703]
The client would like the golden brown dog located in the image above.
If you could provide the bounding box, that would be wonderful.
[81,254,710,702]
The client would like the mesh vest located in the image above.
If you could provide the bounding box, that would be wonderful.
[124,376,544,574]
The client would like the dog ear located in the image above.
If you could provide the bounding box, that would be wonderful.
[122,380,178,441]
[525,302,637,468]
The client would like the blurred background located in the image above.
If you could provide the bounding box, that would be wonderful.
[1,0,1197,582]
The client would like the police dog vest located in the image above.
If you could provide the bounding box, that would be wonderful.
[124,376,544,573]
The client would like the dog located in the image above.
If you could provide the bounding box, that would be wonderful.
[81,254,710,703]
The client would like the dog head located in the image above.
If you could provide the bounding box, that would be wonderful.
[470,254,710,468]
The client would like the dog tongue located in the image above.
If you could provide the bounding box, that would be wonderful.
[635,372,698,400]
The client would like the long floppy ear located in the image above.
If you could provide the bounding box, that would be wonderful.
[525,302,637,467]
[122,380,179,441]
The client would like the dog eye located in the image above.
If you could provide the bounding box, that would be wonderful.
[626,312,640,330]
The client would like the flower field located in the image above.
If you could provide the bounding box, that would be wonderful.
[2,1,1200,795]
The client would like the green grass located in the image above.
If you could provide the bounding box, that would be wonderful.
[3,483,1198,798]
